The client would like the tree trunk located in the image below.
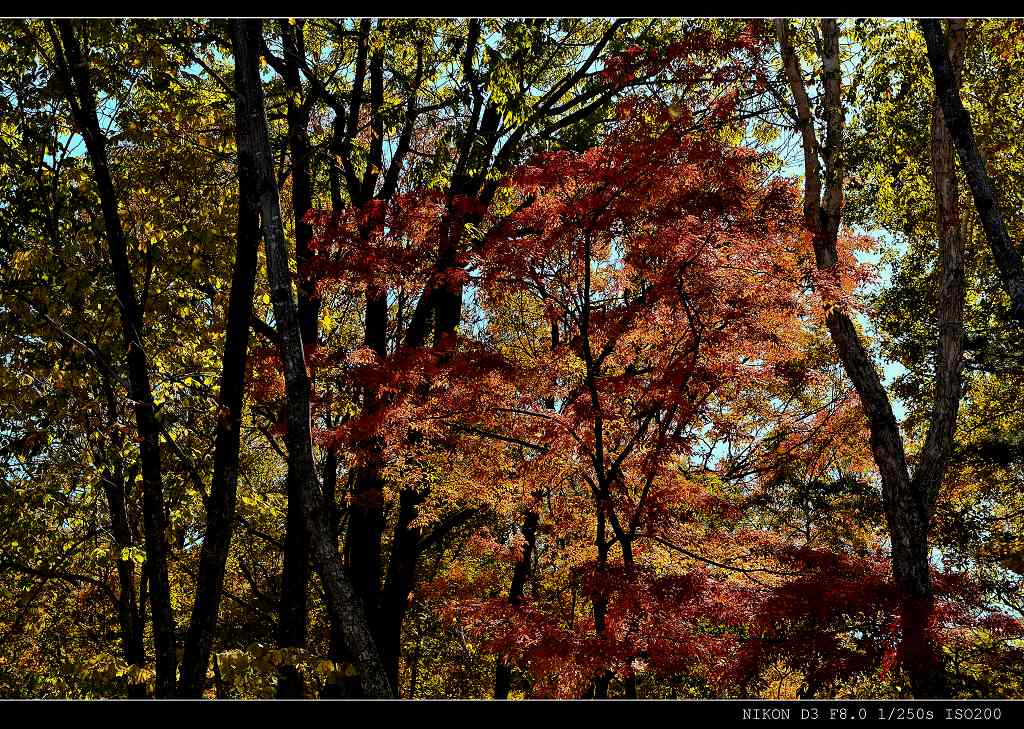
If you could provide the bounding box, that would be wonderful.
[371,217,466,693]
[97,373,147,697]
[280,20,320,347]
[591,507,611,700]
[493,506,539,699]
[377,488,423,693]
[266,19,327,698]
[175,39,263,696]
[890,18,969,700]
[270,20,319,698]
[101,477,147,698]
[345,287,388,621]
[775,18,967,698]
[275,467,311,698]
[49,19,176,698]
[230,19,394,699]
[321,446,364,698]
[921,19,1024,326]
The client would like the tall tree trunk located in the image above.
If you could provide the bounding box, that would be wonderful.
[280,20,319,347]
[321,445,364,698]
[895,17,968,700]
[776,18,966,698]
[920,19,1024,327]
[230,18,393,698]
[345,287,387,621]
[317,35,390,686]
[366,27,506,679]
[176,37,263,697]
[48,19,176,697]
[273,20,319,698]
[377,488,423,693]
[276,465,311,697]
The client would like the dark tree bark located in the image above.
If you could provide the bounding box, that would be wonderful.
[176,32,263,697]
[96,372,147,697]
[493,507,539,699]
[276,463,311,697]
[377,488,423,692]
[344,104,389,640]
[337,25,402,686]
[776,18,967,698]
[305,21,392,691]
[230,19,394,699]
[920,19,1024,327]
[591,509,612,700]
[279,20,320,347]
[899,18,967,698]
[373,220,475,691]
[321,442,364,698]
[272,19,318,698]
[344,285,387,619]
[918,19,968,522]
[101,474,147,698]
[47,19,177,698]
[371,25,495,671]
[273,19,398,690]
[372,132,500,698]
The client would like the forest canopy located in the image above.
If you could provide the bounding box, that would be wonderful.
[1,17,1023,699]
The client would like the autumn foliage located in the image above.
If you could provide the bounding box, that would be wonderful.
[2,17,1024,700]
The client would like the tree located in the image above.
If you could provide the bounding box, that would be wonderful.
[2,15,1024,701]
[773,17,967,697]
[228,18,393,699]
[45,19,178,697]
[921,19,1024,326]
[176,19,262,698]
[402,89,857,697]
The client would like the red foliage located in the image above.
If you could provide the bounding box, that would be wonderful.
[246,33,1023,697]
